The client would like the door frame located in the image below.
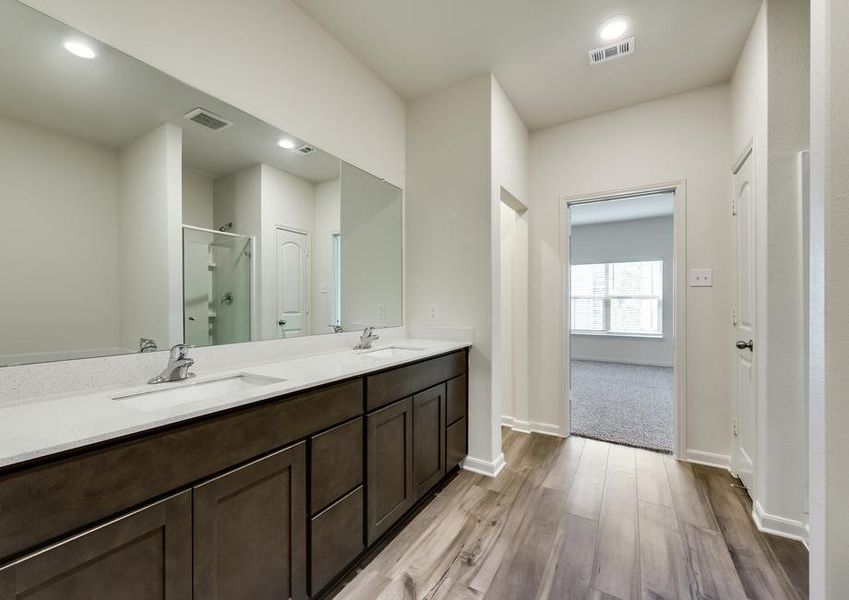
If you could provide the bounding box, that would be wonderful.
[274,224,312,337]
[559,180,688,458]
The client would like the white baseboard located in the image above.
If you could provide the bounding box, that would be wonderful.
[501,415,564,438]
[685,449,731,469]
[684,451,808,544]
[752,500,809,543]
[462,452,506,478]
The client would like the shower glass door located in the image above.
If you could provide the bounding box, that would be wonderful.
[182,226,252,347]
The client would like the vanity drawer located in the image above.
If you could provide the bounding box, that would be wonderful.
[446,417,467,471]
[446,375,467,426]
[310,418,363,513]
[366,350,466,412]
[310,486,364,594]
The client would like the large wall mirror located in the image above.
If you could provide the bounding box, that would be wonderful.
[0,0,403,366]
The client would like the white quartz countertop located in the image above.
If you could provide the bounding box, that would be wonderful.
[0,339,470,469]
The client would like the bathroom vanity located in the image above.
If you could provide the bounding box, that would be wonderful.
[0,3,466,597]
[0,344,469,599]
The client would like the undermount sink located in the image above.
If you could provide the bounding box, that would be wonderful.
[360,345,427,360]
[113,373,286,412]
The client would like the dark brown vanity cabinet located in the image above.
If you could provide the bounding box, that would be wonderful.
[193,443,307,600]
[0,492,192,600]
[365,349,468,547]
[0,349,469,600]
[366,397,414,544]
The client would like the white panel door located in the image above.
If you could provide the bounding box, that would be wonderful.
[733,151,756,491]
[275,228,308,338]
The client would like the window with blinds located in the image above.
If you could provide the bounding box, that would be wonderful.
[570,260,663,336]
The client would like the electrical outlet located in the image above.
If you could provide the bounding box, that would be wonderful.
[428,304,439,321]
[689,268,713,287]
[376,304,385,319]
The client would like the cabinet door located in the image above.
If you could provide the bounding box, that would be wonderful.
[0,492,191,600]
[366,398,413,544]
[193,443,307,600]
[413,383,446,500]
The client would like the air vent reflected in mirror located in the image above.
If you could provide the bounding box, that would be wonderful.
[183,107,233,131]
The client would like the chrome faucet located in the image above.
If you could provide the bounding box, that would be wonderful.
[329,324,343,333]
[353,326,380,350]
[149,344,195,384]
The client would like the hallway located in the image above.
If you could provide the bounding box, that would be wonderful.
[332,430,807,599]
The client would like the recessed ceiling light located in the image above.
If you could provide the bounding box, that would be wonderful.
[277,138,297,150]
[598,16,629,41]
[63,39,96,59]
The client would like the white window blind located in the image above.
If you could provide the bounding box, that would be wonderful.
[570,260,663,336]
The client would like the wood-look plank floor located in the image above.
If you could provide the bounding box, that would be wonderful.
[330,430,808,600]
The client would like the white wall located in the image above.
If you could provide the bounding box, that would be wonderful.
[313,178,341,334]
[21,0,405,188]
[340,163,403,330]
[570,216,674,367]
[118,123,183,352]
[407,74,528,471]
[763,0,809,534]
[731,0,810,538]
[529,84,733,459]
[810,0,849,594]
[260,164,316,339]
[406,75,497,469]
[500,202,516,420]
[182,168,214,229]
[492,78,531,434]
[0,113,122,364]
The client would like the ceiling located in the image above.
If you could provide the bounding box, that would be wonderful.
[294,0,761,129]
[0,0,340,182]
[570,192,673,227]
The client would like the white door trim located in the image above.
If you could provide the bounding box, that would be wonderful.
[559,180,688,458]
[274,224,311,337]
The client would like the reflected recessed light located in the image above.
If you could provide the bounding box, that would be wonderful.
[63,39,96,59]
[599,16,629,41]
[277,138,296,150]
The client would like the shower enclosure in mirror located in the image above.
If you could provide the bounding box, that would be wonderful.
[182,227,252,348]
[0,0,403,367]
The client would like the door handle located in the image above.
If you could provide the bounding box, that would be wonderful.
[735,339,753,351]
[278,319,287,326]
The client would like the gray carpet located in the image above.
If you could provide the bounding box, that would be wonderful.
[570,360,673,452]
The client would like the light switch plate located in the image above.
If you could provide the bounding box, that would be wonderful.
[689,268,713,287]
[376,304,385,319]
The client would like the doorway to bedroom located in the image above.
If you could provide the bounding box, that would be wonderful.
[567,191,677,453]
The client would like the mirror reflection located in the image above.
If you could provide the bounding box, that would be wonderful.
[0,0,403,366]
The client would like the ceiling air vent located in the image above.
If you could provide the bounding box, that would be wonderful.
[588,36,635,65]
[183,107,233,131]
[296,144,316,155]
